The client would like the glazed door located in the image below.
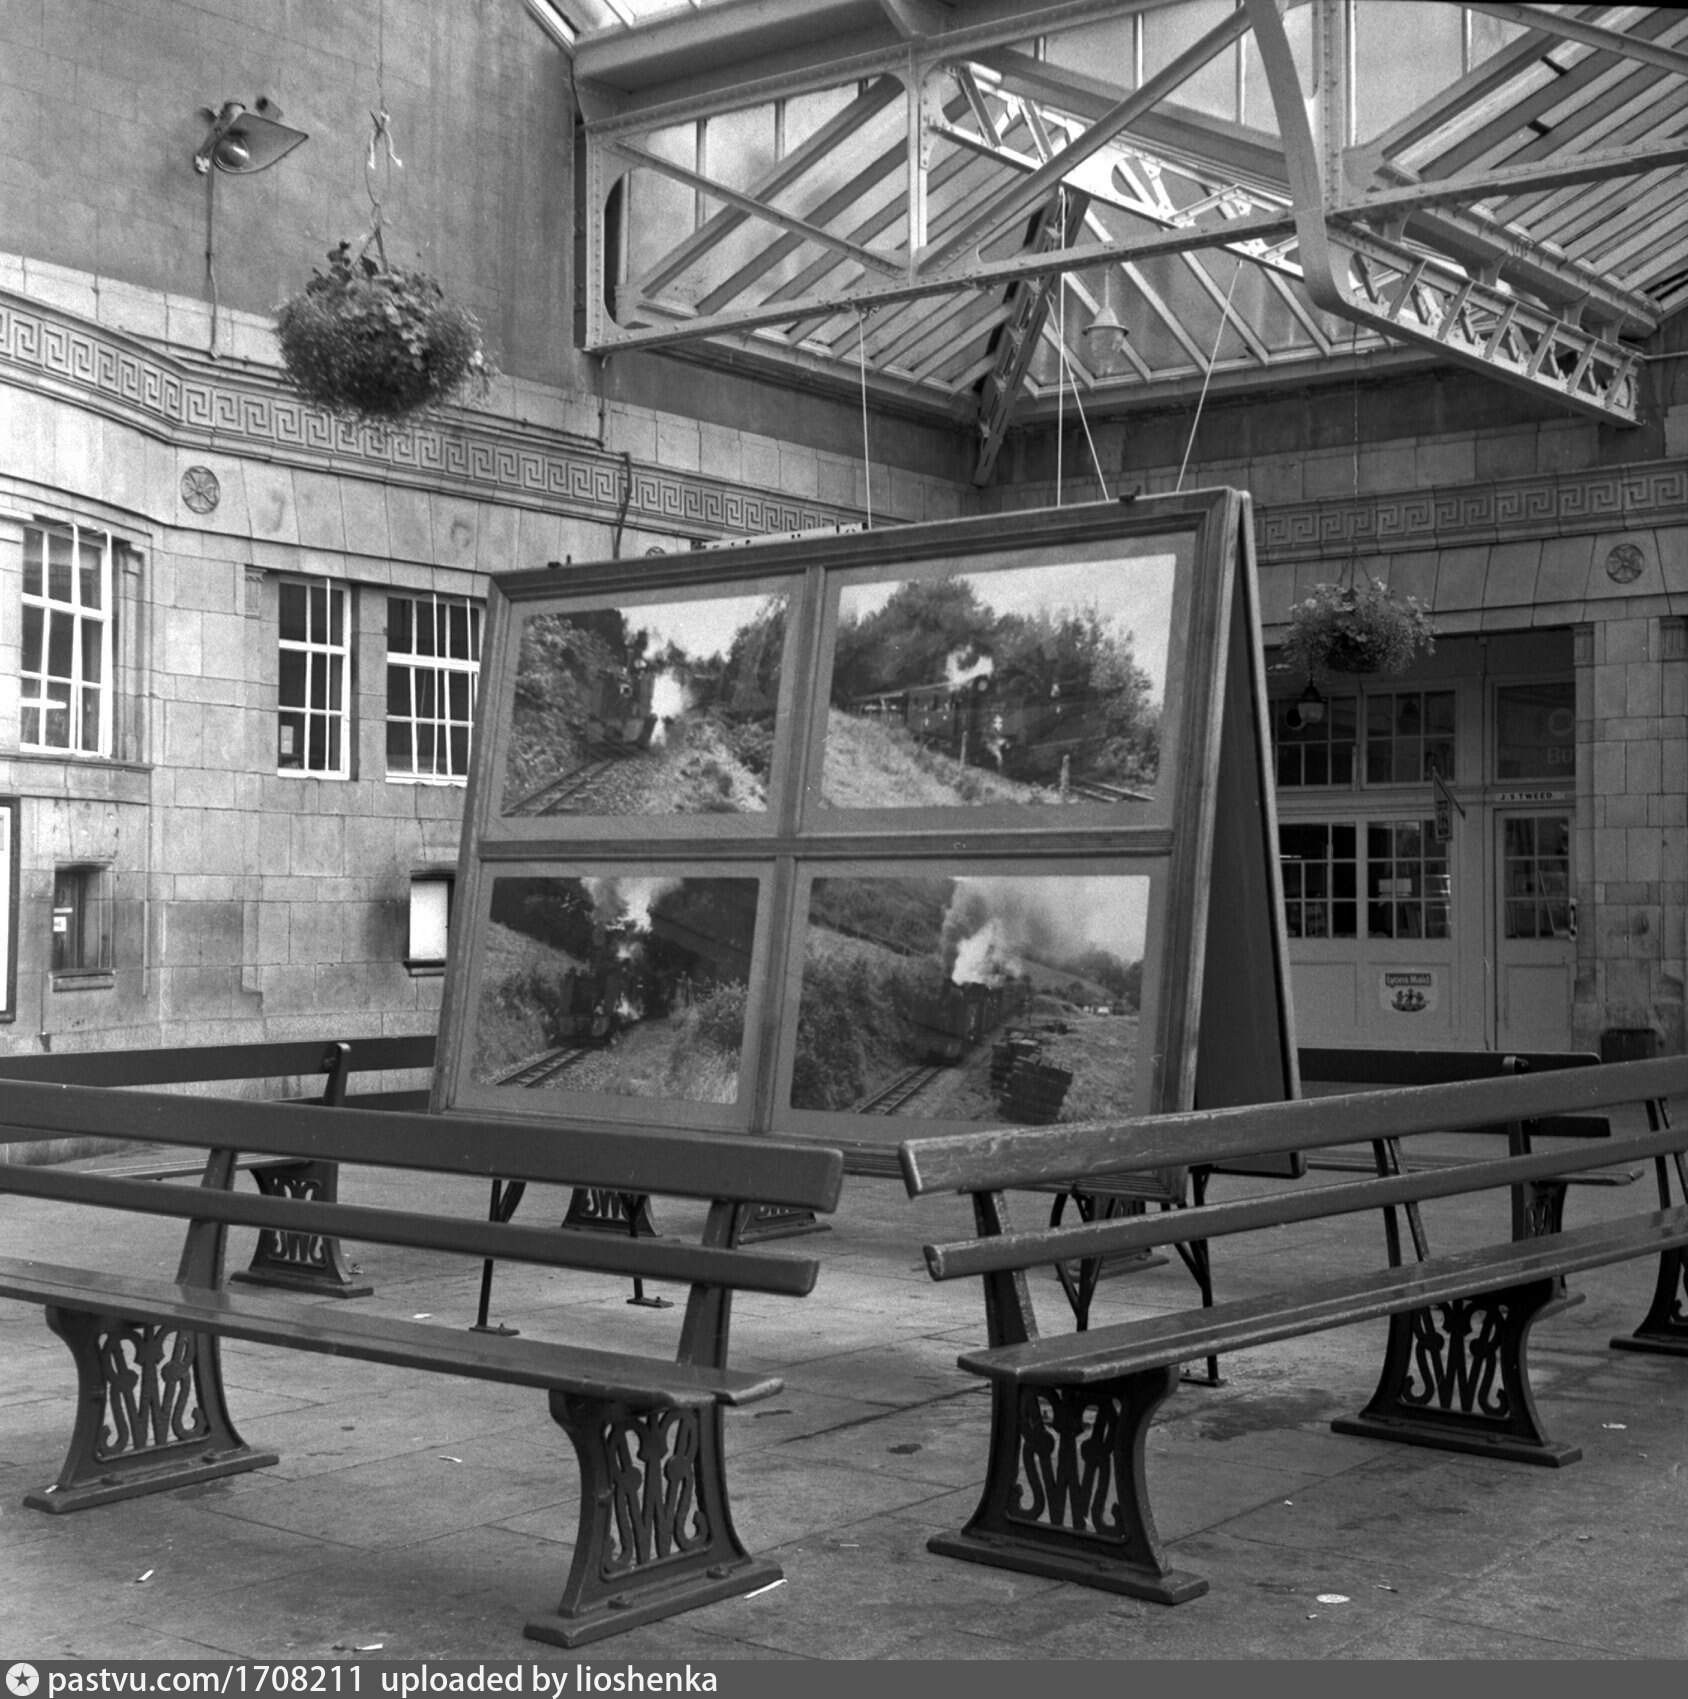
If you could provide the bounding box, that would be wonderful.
[1494,812,1575,1051]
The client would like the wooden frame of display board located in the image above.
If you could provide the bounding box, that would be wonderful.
[433,490,1298,1175]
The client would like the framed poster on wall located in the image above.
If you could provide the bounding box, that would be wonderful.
[433,492,1296,1170]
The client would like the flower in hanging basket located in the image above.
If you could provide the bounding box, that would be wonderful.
[1280,576,1435,680]
[276,242,492,421]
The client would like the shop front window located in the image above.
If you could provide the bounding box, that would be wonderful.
[1365,691,1455,784]
[1279,822,1358,938]
[1367,820,1451,939]
[1496,682,1575,782]
[1272,694,1357,787]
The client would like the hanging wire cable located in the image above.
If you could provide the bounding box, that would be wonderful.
[1175,259,1244,494]
[857,307,873,529]
[1057,338,1111,502]
[1055,254,1066,507]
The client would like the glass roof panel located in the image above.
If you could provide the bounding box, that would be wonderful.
[580,2,1684,438]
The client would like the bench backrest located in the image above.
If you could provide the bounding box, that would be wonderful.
[901,1052,1688,1197]
[0,1078,843,1303]
[0,1075,837,1207]
[0,1035,436,1108]
[1297,1047,1599,1088]
[902,1054,1688,1286]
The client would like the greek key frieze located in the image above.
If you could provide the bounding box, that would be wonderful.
[0,291,851,539]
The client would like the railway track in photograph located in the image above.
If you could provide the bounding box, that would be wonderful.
[1068,776,1153,805]
[854,1062,947,1116]
[505,758,623,816]
[491,1044,597,1088]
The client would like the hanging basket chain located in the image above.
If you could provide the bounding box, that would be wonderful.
[274,8,492,426]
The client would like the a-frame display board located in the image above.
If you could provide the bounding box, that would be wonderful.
[433,490,1298,1172]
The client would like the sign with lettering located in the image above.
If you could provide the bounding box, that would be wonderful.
[1380,969,1439,1015]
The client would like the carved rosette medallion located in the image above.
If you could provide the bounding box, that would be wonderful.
[180,465,221,514]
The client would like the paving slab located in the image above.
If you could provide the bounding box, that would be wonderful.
[3,1162,1685,1661]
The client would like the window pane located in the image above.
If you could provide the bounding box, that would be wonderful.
[278,712,305,768]
[46,609,73,681]
[388,596,412,656]
[46,530,73,603]
[22,604,42,673]
[279,649,307,708]
[279,582,307,642]
[387,720,412,771]
[77,535,103,609]
[387,665,412,718]
[22,528,42,598]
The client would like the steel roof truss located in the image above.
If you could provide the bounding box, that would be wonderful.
[1247,0,1640,426]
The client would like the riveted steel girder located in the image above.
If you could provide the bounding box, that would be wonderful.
[1245,0,1644,425]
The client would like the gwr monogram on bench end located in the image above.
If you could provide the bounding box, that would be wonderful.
[902,1055,1688,1606]
[26,1309,278,1513]
[929,1366,1207,1604]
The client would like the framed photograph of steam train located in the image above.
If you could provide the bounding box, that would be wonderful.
[486,574,800,840]
[432,490,1297,1158]
[777,860,1164,1134]
[447,860,773,1129]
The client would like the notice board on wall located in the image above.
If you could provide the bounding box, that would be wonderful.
[433,490,1297,1171]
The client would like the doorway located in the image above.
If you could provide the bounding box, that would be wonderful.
[1494,812,1575,1051]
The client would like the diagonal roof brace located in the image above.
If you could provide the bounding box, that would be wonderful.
[1246,0,1643,425]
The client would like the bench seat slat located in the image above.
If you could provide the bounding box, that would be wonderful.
[925,1117,1688,1279]
[0,1077,844,1210]
[0,1161,821,1298]
[901,1053,1688,1195]
[0,1036,437,1087]
[960,1205,1688,1387]
[0,1257,782,1406]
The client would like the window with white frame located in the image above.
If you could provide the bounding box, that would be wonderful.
[387,593,481,782]
[278,580,348,776]
[21,523,114,756]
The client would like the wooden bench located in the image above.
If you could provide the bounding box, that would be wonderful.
[0,1035,437,1297]
[899,1053,1688,1605]
[0,1076,842,1647]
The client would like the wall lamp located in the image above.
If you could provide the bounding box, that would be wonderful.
[1284,680,1326,731]
[193,99,309,176]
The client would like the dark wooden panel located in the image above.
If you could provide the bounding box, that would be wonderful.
[1298,1048,1599,1086]
[0,1258,783,1405]
[959,1205,1688,1385]
[899,1053,1688,1194]
[923,1118,1688,1279]
[0,1035,437,1087]
[0,1163,821,1297]
[0,1078,844,1209]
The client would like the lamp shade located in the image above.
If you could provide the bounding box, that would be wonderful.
[194,100,309,176]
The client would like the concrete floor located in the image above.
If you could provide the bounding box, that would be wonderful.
[2,1138,1685,1662]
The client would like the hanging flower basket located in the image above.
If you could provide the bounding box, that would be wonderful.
[1281,576,1435,680]
[276,241,491,421]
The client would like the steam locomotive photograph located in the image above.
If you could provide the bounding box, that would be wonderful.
[791,870,1149,1127]
[469,873,758,1106]
[820,554,1172,811]
[498,591,787,818]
